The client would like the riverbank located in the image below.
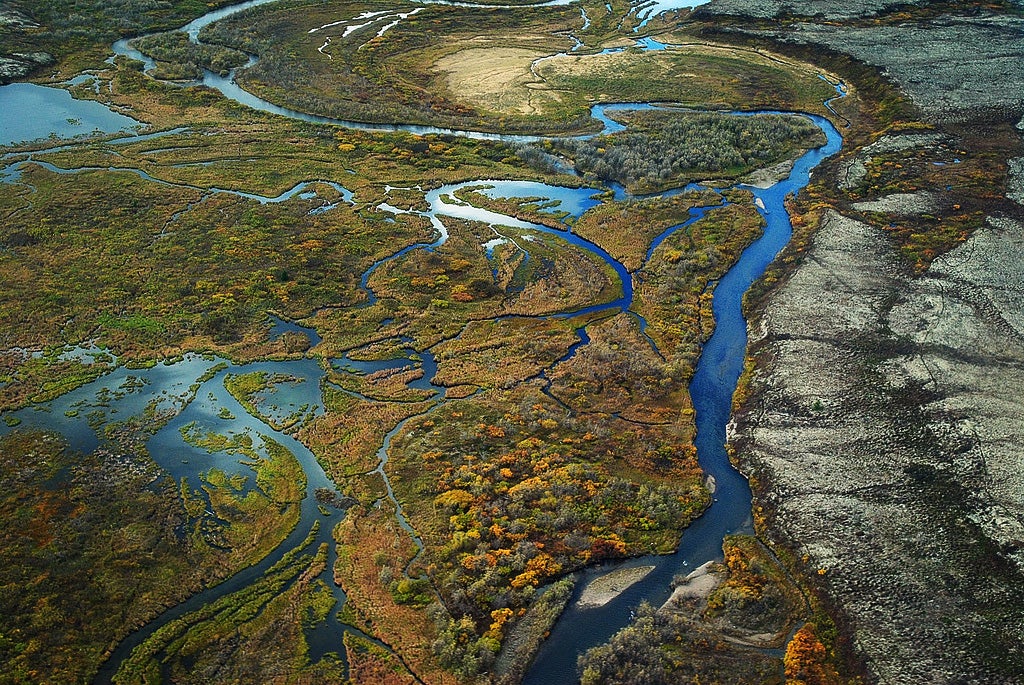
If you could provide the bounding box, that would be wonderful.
[576,534,809,684]
[577,566,656,608]
[715,4,1024,681]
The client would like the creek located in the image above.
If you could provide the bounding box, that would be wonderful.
[0,0,841,682]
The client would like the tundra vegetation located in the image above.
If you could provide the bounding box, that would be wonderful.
[131,30,249,80]
[553,110,825,193]
[3,0,998,683]
[0,1,252,80]
[194,0,835,133]
[0,425,305,683]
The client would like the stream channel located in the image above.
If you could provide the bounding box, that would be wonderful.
[0,0,843,681]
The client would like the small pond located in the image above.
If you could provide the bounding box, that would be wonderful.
[0,83,141,146]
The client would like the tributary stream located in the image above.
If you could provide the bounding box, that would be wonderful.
[0,0,843,681]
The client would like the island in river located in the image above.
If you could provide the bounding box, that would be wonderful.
[1,0,1023,684]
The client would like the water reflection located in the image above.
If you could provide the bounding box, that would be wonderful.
[0,83,140,146]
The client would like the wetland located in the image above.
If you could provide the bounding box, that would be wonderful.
[3,0,1022,684]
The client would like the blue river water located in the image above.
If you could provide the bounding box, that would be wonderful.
[0,0,839,681]
[523,113,842,683]
[0,82,140,146]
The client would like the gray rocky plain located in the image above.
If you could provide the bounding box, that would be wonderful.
[703,0,1024,681]
[699,2,1024,123]
[735,209,1024,682]
[0,9,52,83]
[701,0,929,21]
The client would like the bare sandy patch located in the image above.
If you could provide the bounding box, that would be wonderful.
[434,47,561,115]
[577,565,656,608]
[661,560,723,609]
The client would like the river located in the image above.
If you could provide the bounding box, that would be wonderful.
[523,113,842,683]
[0,0,843,682]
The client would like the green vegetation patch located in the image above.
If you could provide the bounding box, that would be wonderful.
[635,200,765,366]
[555,110,825,193]
[131,30,248,80]
[0,0,241,76]
[388,386,709,678]
[536,45,836,126]
[223,370,308,427]
[0,426,302,684]
[113,526,346,684]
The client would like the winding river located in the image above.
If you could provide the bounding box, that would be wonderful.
[0,0,844,682]
[524,114,842,683]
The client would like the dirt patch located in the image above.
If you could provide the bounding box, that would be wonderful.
[434,47,561,115]
[577,565,656,608]
[662,561,723,608]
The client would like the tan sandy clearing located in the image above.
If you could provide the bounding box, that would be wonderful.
[577,565,656,608]
[661,560,723,609]
[434,47,562,115]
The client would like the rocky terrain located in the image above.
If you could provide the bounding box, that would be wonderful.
[0,9,51,82]
[735,208,1024,682]
[702,0,929,20]
[699,3,1024,123]
[703,0,1024,681]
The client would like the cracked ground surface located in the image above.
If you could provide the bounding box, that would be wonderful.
[734,209,1024,683]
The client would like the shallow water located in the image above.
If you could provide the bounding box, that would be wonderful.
[475,180,602,222]
[0,83,140,146]
[634,0,709,29]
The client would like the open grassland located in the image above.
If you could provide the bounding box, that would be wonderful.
[532,41,835,118]
[434,47,563,117]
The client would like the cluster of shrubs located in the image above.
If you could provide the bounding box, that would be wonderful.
[554,110,824,191]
